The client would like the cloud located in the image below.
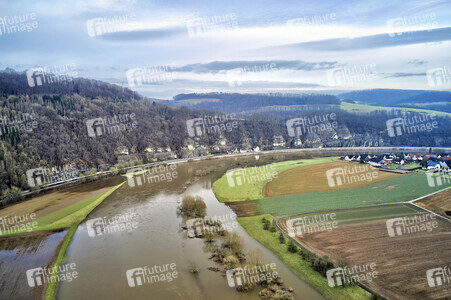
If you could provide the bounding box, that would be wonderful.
[97,27,186,41]
[174,60,338,73]
[382,72,426,78]
[407,59,427,65]
[268,27,451,51]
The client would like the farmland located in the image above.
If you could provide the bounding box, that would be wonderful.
[415,188,451,219]
[340,101,451,117]
[237,215,373,300]
[213,157,339,202]
[258,173,451,216]
[0,179,124,235]
[277,204,451,300]
[264,161,403,197]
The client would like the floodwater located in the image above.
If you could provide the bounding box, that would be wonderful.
[0,230,68,299]
[57,153,327,300]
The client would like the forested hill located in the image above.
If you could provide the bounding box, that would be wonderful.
[0,68,141,100]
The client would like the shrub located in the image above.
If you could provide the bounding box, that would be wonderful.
[180,195,206,217]
[278,233,285,244]
[222,232,244,256]
[287,241,298,253]
[223,255,240,269]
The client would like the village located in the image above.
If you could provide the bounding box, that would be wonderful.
[342,152,451,174]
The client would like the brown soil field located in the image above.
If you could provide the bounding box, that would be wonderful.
[225,200,262,217]
[416,189,451,220]
[264,161,406,198]
[284,212,451,299]
[0,180,118,221]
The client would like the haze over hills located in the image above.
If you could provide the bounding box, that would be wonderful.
[338,89,451,112]
[0,70,450,199]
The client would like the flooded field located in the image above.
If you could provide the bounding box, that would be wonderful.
[0,230,68,299]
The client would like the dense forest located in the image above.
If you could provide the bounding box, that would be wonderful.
[0,70,450,199]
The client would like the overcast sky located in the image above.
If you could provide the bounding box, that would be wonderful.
[1,0,450,98]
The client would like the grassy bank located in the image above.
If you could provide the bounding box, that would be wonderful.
[238,215,373,300]
[1,183,125,235]
[212,157,339,202]
[45,225,78,300]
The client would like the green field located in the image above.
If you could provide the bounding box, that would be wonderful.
[277,203,426,229]
[238,215,372,300]
[258,173,450,216]
[176,98,221,105]
[212,157,339,202]
[340,102,451,117]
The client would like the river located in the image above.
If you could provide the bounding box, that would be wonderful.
[57,153,325,300]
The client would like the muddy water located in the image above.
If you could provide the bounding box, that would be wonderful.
[56,153,325,300]
[0,230,68,299]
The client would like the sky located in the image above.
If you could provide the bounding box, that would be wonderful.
[0,0,450,98]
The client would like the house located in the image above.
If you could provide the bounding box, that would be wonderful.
[404,153,422,161]
[393,158,405,165]
[426,161,441,170]
[424,154,437,161]
[439,161,449,173]
[273,135,285,147]
[359,154,374,163]
[144,147,154,153]
[383,153,395,160]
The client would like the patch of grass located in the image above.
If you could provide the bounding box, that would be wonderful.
[238,215,372,300]
[212,157,339,202]
[258,173,451,216]
[340,102,451,117]
[176,98,221,105]
[277,203,425,229]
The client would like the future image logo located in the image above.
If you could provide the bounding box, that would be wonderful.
[386,214,438,237]
[86,14,136,37]
[426,67,450,87]
[426,267,451,287]
[386,115,438,137]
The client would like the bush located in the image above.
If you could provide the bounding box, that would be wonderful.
[223,255,240,269]
[203,231,216,243]
[278,233,285,244]
[222,232,244,256]
[287,241,298,253]
[180,195,206,217]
